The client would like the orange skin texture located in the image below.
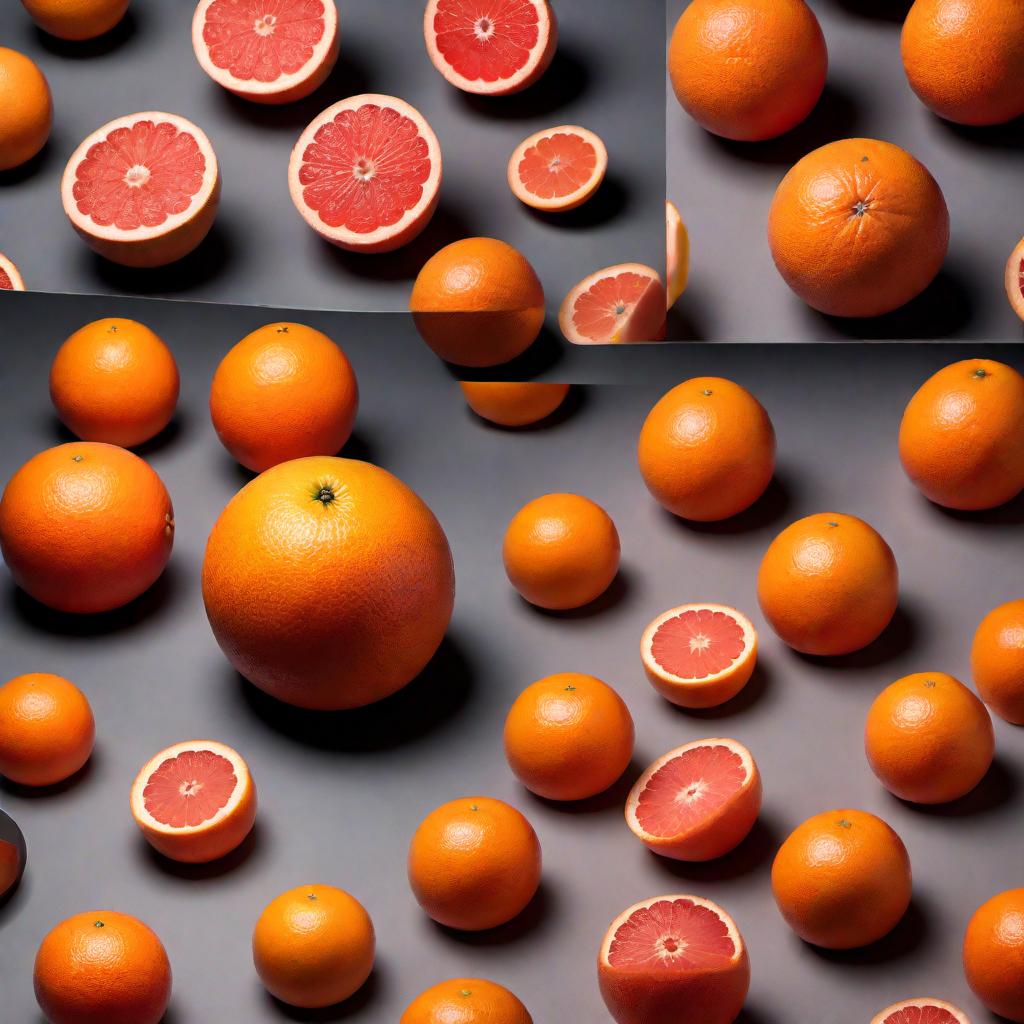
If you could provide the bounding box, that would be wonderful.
[0,442,174,614]
[768,138,949,318]
[50,318,180,448]
[972,599,1024,724]
[757,512,898,656]
[901,0,1024,126]
[864,672,994,804]
[503,673,634,801]
[503,492,620,610]
[34,910,171,1024]
[0,673,94,787]
[963,888,1024,1021]
[253,884,374,1009]
[210,322,358,473]
[1008,237,1024,323]
[0,47,52,171]
[668,0,827,142]
[410,238,546,368]
[401,977,533,1023]
[772,809,912,949]
[21,0,130,40]
[899,359,1024,511]
[408,797,542,931]
[638,376,776,522]
[202,456,454,710]
[459,381,570,427]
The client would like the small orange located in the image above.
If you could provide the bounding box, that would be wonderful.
[865,672,994,804]
[401,978,533,1023]
[0,47,52,171]
[253,884,374,1009]
[963,889,1024,1022]
[21,0,131,41]
[0,673,94,786]
[460,381,570,427]
[408,796,542,931]
[50,318,179,447]
[972,599,1024,724]
[504,672,634,801]
[502,493,620,610]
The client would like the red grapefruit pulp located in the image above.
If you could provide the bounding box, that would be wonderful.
[508,125,607,212]
[0,254,25,290]
[871,999,972,1024]
[1007,237,1024,323]
[559,264,667,344]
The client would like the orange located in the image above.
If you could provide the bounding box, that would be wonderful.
[972,599,1024,724]
[210,322,358,473]
[253,884,374,1009]
[0,47,52,171]
[899,359,1024,511]
[757,512,899,656]
[638,377,775,522]
[963,889,1024,1022]
[502,492,620,610]
[865,672,994,804]
[503,672,634,801]
[401,978,533,1023]
[50,318,179,447]
[768,138,949,318]
[0,442,174,614]
[21,0,130,41]
[408,796,542,931]
[34,910,171,1024]
[0,673,94,786]
[460,381,570,427]
[410,238,546,367]
[667,0,827,142]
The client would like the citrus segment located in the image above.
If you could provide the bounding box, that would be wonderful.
[871,999,971,1024]
[508,125,607,212]
[1006,237,1024,323]
[0,253,25,291]
[142,749,237,827]
[666,200,688,308]
[559,263,667,344]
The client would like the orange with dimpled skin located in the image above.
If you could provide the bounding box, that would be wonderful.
[963,889,1024,1022]
[459,381,570,427]
[972,599,1024,725]
[401,978,532,1023]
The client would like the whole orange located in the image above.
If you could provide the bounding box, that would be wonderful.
[0,442,174,614]
[410,238,545,367]
[638,376,775,521]
[504,672,634,801]
[757,512,898,656]
[0,47,52,171]
[963,889,1024,1022]
[34,910,171,1024]
[768,138,949,317]
[503,493,620,610]
[253,884,374,1009]
[210,322,358,473]
[668,0,827,142]
[460,381,570,427]
[21,0,130,40]
[202,456,454,709]
[972,599,1024,724]
[408,796,542,931]
[771,809,912,949]
[50,318,179,447]
[898,359,1024,511]
[401,978,533,1023]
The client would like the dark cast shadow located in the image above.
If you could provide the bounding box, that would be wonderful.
[429,881,555,947]
[524,175,629,230]
[648,816,780,884]
[137,821,265,882]
[31,8,140,58]
[894,756,1018,818]
[661,473,795,537]
[805,896,929,965]
[795,603,919,672]
[264,965,386,1021]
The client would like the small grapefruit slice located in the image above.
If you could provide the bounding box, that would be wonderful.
[0,254,25,291]
[61,111,220,268]
[424,0,557,97]
[625,738,762,862]
[288,94,442,253]
[559,263,667,344]
[666,200,689,308]
[130,739,256,864]
[871,999,972,1024]
[1007,236,1024,323]
[641,603,757,709]
[507,125,607,212]
[599,894,750,1024]
[192,0,340,105]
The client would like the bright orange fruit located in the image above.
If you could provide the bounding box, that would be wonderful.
[963,889,1024,1021]
[972,598,1024,724]
[22,0,130,40]
[459,381,570,427]
[0,47,52,171]
[401,977,532,1023]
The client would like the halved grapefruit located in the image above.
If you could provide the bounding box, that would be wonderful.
[1007,236,1024,323]
[424,0,557,96]
[666,200,689,308]
[0,254,25,291]
[559,264,667,344]
[61,112,220,268]
[641,604,757,709]
[288,94,442,253]
[871,999,972,1024]
[192,0,340,105]
[598,894,750,1024]
[130,740,256,863]
[625,738,762,862]
[507,125,607,212]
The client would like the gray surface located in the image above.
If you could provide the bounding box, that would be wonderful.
[0,0,664,315]
[665,0,1024,342]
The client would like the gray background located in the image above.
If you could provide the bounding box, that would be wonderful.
[665,0,1024,343]
[1,290,1022,1022]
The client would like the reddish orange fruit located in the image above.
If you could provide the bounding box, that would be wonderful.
[508,125,607,212]
[559,263,666,344]
[871,999,971,1024]
[0,47,52,171]
[666,200,689,309]
[972,598,1024,724]
[22,0,130,40]
[401,978,532,1023]
[0,252,25,290]
[459,381,570,427]
[963,889,1024,1022]
[1008,237,1024,323]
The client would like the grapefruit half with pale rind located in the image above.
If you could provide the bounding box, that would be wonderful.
[508,125,606,212]
[0,254,25,291]
[559,263,667,344]
[871,998,972,1024]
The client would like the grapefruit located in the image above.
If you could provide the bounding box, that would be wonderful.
[21,0,130,41]
[192,0,340,105]
[0,253,25,291]
[559,264,667,344]
[871,999,972,1024]
[288,94,442,253]
[0,47,52,171]
[61,111,220,268]
[507,125,607,212]
[1007,236,1024,323]
[459,381,570,427]
[666,200,688,308]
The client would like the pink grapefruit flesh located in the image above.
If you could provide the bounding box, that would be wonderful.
[559,263,667,344]
[142,748,237,828]
[871,999,972,1024]
[0,254,25,291]
[508,125,607,212]
[666,199,689,308]
[1007,237,1024,323]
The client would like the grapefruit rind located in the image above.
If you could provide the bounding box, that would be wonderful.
[666,200,689,308]
[507,125,607,212]
[870,998,971,1024]
[1006,237,1024,324]
[558,263,667,345]
[0,254,25,291]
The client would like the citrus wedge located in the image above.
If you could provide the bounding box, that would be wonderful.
[0,253,25,291]
[666,199,689,308]
[1007,236,1024,323]
[871,999,972,1024]
[508,125,607,212]
[559,263,667,344]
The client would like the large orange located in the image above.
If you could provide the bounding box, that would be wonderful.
[972,599,1024,724]
[768,138,949,318]
[21,0,130,40]
[459,381,570,427]
[401,978,533,1023]
[202,456,453,710]
[963,889,1024,1022]
[0,47,51,171]
[0,442,174,614]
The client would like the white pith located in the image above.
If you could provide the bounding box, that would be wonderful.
[0,254,25,290]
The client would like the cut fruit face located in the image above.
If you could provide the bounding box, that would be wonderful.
[871,998,972,1024]
[0,253,25,291]
[508,125,607,212]
[666,200,689,308]
[559,263,667,344]
[288,94,442,253]
[1007,236,1024,323]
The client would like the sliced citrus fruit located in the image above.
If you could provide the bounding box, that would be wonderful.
[626,738,762,862]
[192,0,340,105]
[424,0,557,96]
[641,603,757,709]
[559,263,667,344]
[288,94,442,253]
[507,125,607,212]
[1007,236,1024,323]
[599,894,750,1024]
[871,998,972,1024]
[666,199,689,308]
[0,253,25,291]
[61,111,220,268]
[130,739,256,863]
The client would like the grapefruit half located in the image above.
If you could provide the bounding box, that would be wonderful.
[626,738,762,862]
[1007,236,1024,323]
[61,111,220,268]
[666,200,689,308]
[871,999,972,1024]
[559,263,667,344]
[0,254,25,291]
[507,125,607,212]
